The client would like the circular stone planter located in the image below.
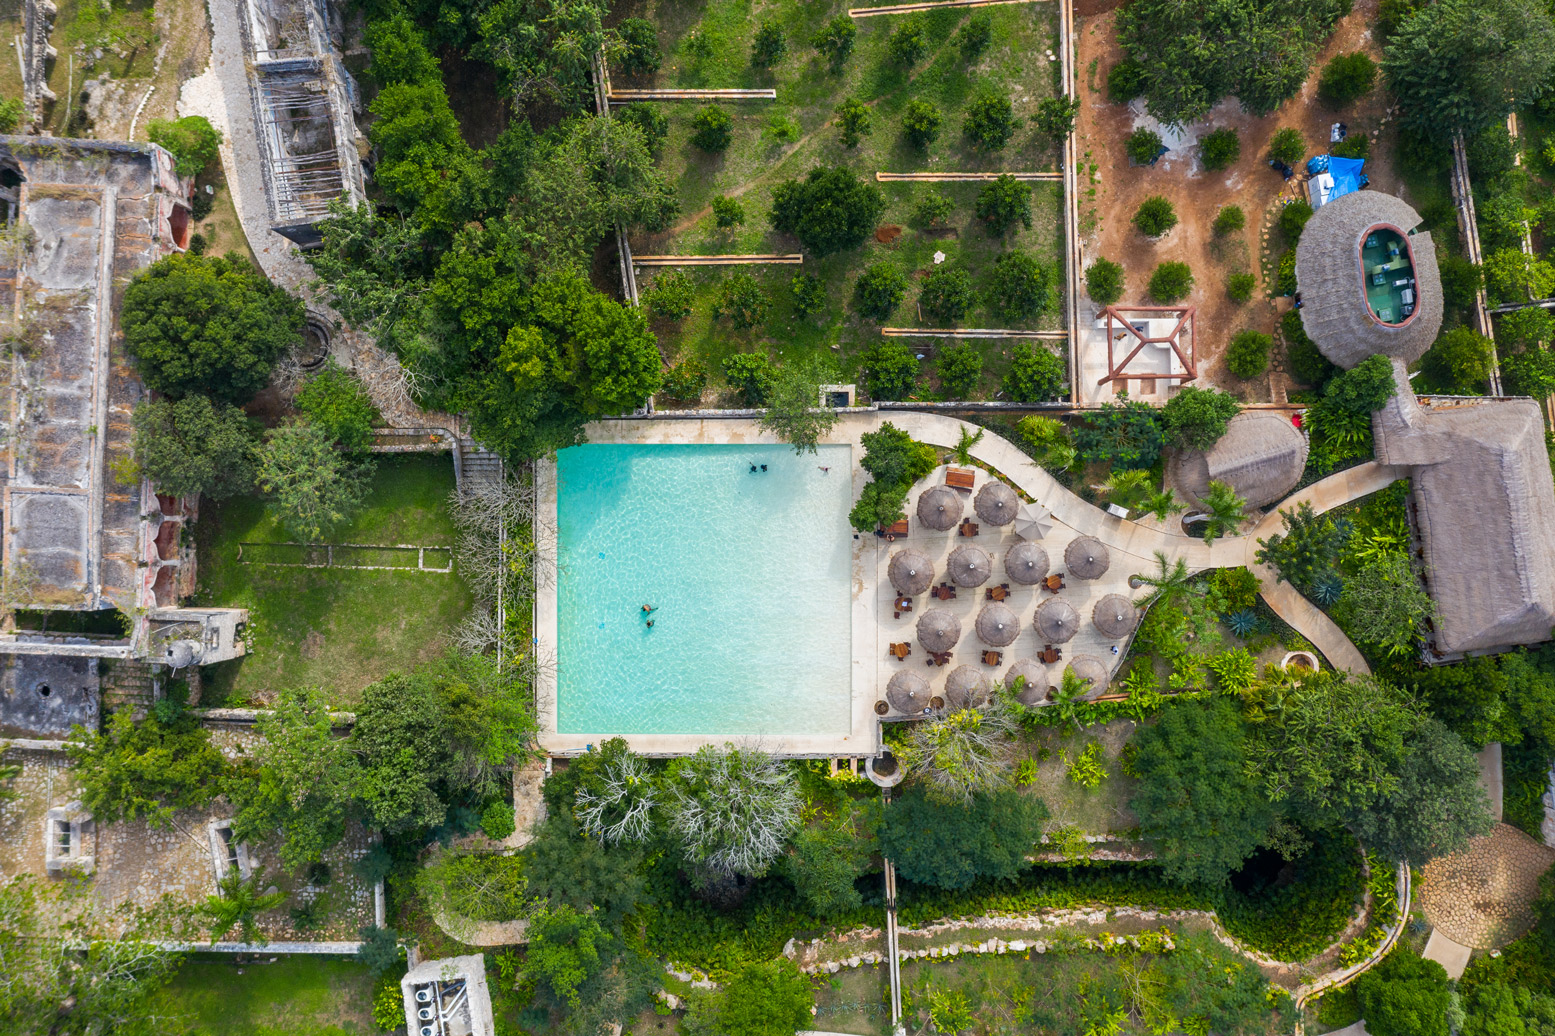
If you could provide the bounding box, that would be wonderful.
[874,700,889,716]
[1281,650,1320,673]
[299,318,332,369]
[867,753,903,788]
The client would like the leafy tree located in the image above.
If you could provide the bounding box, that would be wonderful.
[1226,328,1272,378]
[791,272,827,316]
[1108,58,1146,101]
[1075,394,1164,469]
[1349,717,1494,865]
[848,422,936,530]
[122,252,303,404]
[1132,550,1193,609]
[1018,414,1078,470]
[879,787,1048,890]
[1461,980,1555,1036]
[1269,126,1306,166]
[1213,205,1246,235]
[1326,353,1397,415]
[1227,272,1257,303]
[858,339,919,400]
[415,850,530,929]
[776,798,877,917]
[1353,947,1451,1036]
[1086,258,1125,305]
[1034,96,1080,141]
[723,353,775,406]
[713,272,771,328]
[1148,261,1194,303]
[1501,304,1555,354]
[524,816,648,929]
[900,701,1016,803]
[198,868,288,944]
[616,18,660,75]
[1125,128,1165,164]
[812,15,857,68]
[1422,327,1493,391]
[963,93,1019,151]
[854,261,907,320]
[834,97,872,147]
[147,115,223,176]
[1335,553,1436,656]
[1255,501,1349,592]
[481,801,516,839]
[759,358,839,453]
[769,166,885,256]
[357,925,403,975]
[473,0,616,110]
[902,99,943,148]
[1200,127,1240,170]
[986,251,1051,320]
[1001,344,1066,403]
[1502,346,1555,396]
[1133,195,1178,237]
[643,270,694,321]
[255,420,368,542]
[68,711,225,827]
[956,13,992,57]
[681,960,815,1036]
[525,904,609,1008]
[1319,51,1377,106]
[975,174,1033,233]
[1198,480,1247,544]
[936,342,983,398]
[616,103,667,152]
[665,745,799,879]
[1483,248,1555,305]
[1383,0,1555,140]
[1160,385,1239,450]
[751,23,786,67]
[295,361,381,454]
[132,395,257,499]
[692,105,733,152]
[889,16,930,64]
[1279,200,1313,243]
[711,195,745,229]
[920,267,975,323]
[1129,701,1275,885]
[910,192,955,231]
[0,97,22,134]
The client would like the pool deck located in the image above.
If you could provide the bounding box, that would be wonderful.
[535,411,1263,758]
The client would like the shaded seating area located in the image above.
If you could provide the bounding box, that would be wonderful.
[917,485,963,531]
[888,548,934,596]
[959,519,981,537]
[943,665,991,709]
[1005,657,1048,705]
[974,481,1019,526]
[1065,537,1110,580]
[1066,654,1110,700]
[1035,597,1079,644]
[886,670,931,714]
[1092,594,1140,640]
[985,583,1011,601]
[1005,542,1049,585]
[976,602,1020,647]
[889,642,911,659]
[947,544,993,588]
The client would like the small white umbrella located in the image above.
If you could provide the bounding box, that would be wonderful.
[1014,502,1054,540]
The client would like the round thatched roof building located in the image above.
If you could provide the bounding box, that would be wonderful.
[1005,541,1049,585]
[917,485,963,531]
[1034,596,1079,643]
[974,481,1019,526]
[976,602,1020,646]
[917,608,961,653]
[943,665,991,710]
[1066,655,1111,700]
[1092,594,1140,639]
[947,544,993,587]
[1294,190,1443,370]
[1065,536,1110,579]
[1173,410,1308,510]
[886,670,931,714]
[1005,658,1049,705]
[888,548,934,596]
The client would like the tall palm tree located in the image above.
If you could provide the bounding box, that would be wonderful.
[1132,550,1192,609]
[1199,480,1248,544]
[951,425,985,465]
[1138,487,1185,522]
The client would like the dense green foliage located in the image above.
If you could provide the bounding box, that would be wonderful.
[1319,51,1377,106]
[1200,127,1240,170]
[68,711,226,827]
[1159,386,1239,450]
[681,960,814,1036]
[255,420,369,542]
[132,395,257,499]
[848,422,936,531]
[1086,258,1125,304]
[770,166,885,256]
[919,267,975,322]
[295,362,382,454]
[857,339,918,400]
[879,787,1049,890]
[962,93,1019,151]
[1148,262,1194,303]
[1226,329,1272,378]
[986,251,1052,319]
[975,175,1034,233]
[853,262,906,320]
[1133,195,1178,237]
[1355,947,1452,1036]
[1075,394,1165,469]
[1001,343,1067,402]
[147,115,223,177]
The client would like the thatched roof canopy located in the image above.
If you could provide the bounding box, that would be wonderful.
[1295,191,1443,370]
[888,548,934,596]
[1064,536,1110,579]
[1065,655,1110,701]
[1005,658,1049,705]
[1092,594,1140,639]
[917,608,962,653]
[886,670,931,714]
[917,485,963,531]
[974,481,1019,526]
[976,602,1020,647]
[1005,542,1050,585]
[942,665,991,710]
[947,544,993,587]
[1034,597,1079,643]
[1174,411,1308,509]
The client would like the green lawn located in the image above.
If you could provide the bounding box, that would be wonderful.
[147,956,377,1036]
[193,454,475,707]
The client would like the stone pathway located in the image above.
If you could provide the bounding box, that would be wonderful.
[1418,823,1555,948]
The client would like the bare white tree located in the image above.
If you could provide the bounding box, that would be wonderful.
[356,349,426,423]
[453,607,504,656]
[575,750,659,846]
[666,744,800,878]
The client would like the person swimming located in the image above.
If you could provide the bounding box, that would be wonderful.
[750,463,758,473]
[760,464,768,472]
[646,620,655,628]
[641,604,657,614]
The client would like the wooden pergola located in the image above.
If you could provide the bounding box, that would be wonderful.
[1096,305,1197,386]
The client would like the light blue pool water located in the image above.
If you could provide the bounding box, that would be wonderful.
[554,443,854,735]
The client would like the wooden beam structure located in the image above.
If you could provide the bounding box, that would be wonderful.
[876,171,1062,182]
[850,0,1048,17]
[632,254,804,266]
[1096,305,1196,386]
[880,328,1067,339]
[607,89,776,102]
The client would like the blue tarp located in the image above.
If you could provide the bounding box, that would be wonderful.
[1327,156,1365,200]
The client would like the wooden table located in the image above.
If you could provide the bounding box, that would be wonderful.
[959,520,980,537]
[986,585,1009,602]
[931,584,957,601]
[889,642,911,659]
[1039,645,1061,664]
[1043,574,1066,594]
[945,468,975,491]
[982,650,1002,666]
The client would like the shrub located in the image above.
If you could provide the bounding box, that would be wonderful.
[1276,249,1297,295]
[834,97,872,147]
[481,800,516,840]
[858,339,920,401]
[911,191,954,229]
[617,18,661,76]
[1033,96,1080,141]
[936,342,983,398]
[1284,310,1336,388]
[256,420,369,541]
[889,16,930,65]
[296,361,381,454]
[1213,205,1246,236]
[1200,127,1240,170]
[853,261,908,320]
[1086,258,1124,305]
[1279,200,1313,243]
[1319,52,1377,106]
[692,105,733,152]
[1500,306,1555,351]
[751,23,786,67]
[1226,329,1272,378]
[1125,128,1164,165]
[1075,396,1164,469]
[67,710,226,827]
[1331,135,1370,160]
[616,103,668,152]
[1160,385,1240,450]
[1002,343,1066,402]
[1147,261,1193,303]
[986,251,1052,320]
[812,16,857,68]
[1227,272,1257,303]
[1502,347,1555,396]
[643,270,694,320]
[711,195,745,228]
[791,272,827,316]
[1132,195,1178,237]
[963,93,1019,151]
[147,115,222,177]
[1353,948,1450,1036]
[765,113,800,143]
[661,358,708,403]
[920,267,975,323]
[714,272,771,328]
[1269,126,1306,167]
[769,166,886,255]
[1484,248,1555,306]
[975,174,1033,233]
[1108,59,1146,102]
[373,976,404,1030]
[133,395,257,499]
[723,353,774,406]
[1422,326,1494,392]
[956,14,992,58]
[901,98,943,149]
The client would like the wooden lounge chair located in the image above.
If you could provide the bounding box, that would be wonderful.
[945,468,976,491]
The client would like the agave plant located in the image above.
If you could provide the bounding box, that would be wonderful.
[1225,608,1260,637]
[1310,572,1345,606]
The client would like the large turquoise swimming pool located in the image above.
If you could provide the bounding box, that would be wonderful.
[554,443,854,735]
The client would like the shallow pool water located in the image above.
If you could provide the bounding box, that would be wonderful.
[554,442,854,735]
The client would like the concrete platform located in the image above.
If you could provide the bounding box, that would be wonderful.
[1422,927,1474,979]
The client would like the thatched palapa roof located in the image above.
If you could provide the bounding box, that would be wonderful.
[917,608,962,653]
[888,548,934,596]
[1005,542,1049,585]
[917,486,963,531]
[976,602,1020,647]
[1005,658,1049,705]
[1065,655,1110,701]
[943,665,991,710]
[1064,536,1110,579]
[1294,191,1443,370]
[886,670,931,713]
[1034,597,1079,643]
[1174,411,1308,509]
[947,544,993,587]
[1092,594,1140,639]
[974,481,1019,526]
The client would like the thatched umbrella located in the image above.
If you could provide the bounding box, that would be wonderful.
[917,608,961,653]
[888,548,934,596]
[886,670,931,714]
[1064,536,1110,580]
[942,665,991,710]
[974,481,1019,526]
[1014,502,1054,540]
[1005,542,1050,585]
[947,544,992,587]
[1034,597,1079,644]
[976,602,1020,647]
[1092,594,1140,639]
[1066,655,1111,700]
[917,485,963,531]
[1005,658,1049,706]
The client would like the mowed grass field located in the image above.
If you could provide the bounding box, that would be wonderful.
[146,957,377,1036]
